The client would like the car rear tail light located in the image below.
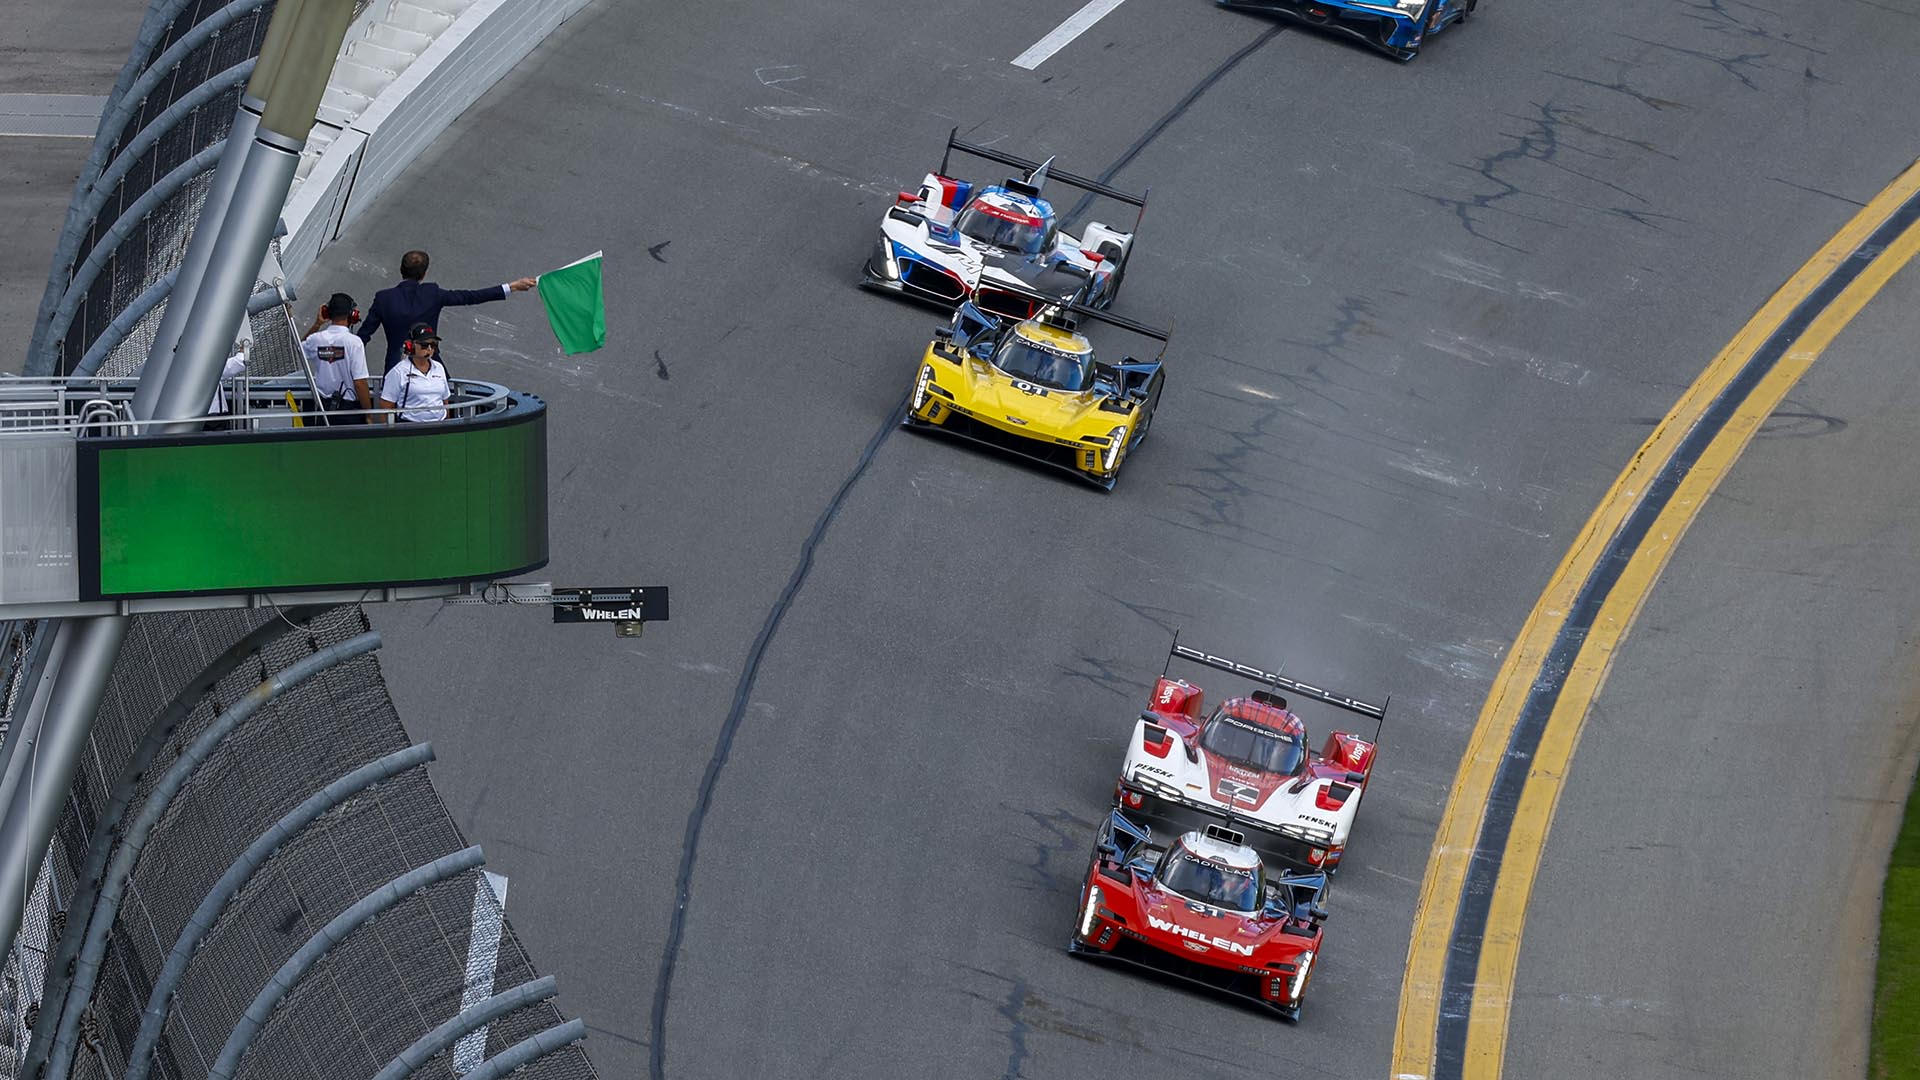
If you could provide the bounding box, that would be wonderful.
[1097,927,1114,945]
[1122,789,1144,809]
[1307,848,1327,866]
[1316,782,1354,810]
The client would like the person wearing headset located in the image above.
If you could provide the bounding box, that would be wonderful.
[378,323,453,423]
[302,292,373,422]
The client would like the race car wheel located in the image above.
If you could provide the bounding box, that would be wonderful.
[1132,375,1163,446]
[1096,241,1127,307]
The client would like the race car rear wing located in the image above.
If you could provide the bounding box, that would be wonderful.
[938,128,1149,230]
[954,279,1171,358]
[1165,637,1388,740]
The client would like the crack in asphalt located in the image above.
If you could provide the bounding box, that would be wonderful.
[1411,101,1682,251]
[645,25,1288,1077]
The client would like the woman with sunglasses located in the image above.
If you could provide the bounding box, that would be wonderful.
[378,323,454,423]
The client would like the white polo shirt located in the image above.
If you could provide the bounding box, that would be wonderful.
[301,324,370,401]
[381,358,451,422]
[208,351,249,415]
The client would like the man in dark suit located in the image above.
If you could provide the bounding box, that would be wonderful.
[358,249,538,372]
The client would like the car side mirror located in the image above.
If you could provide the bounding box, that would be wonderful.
[933,326,955,343]
[1096,839,1119,858]
[1345,770,1366,784]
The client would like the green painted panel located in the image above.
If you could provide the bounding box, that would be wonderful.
[89,408,546,597]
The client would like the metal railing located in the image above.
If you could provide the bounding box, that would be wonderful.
[0,377,519,437]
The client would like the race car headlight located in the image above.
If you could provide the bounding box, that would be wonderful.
[1396,0,1428,15]
[1080,885,1105,938]
[1101,426,1127,471]
[873,238,900,281]
[1289,950,1314,1000]
[913,365,933,410]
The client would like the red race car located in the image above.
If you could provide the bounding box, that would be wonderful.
[1068,810,1330,1020]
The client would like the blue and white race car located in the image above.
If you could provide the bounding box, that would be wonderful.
[1218,0,1475,61]
[864,131,1146,322]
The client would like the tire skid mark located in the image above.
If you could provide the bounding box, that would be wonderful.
[647,396,905,1080]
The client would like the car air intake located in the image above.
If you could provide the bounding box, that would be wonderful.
[975,288,1039,321]
[901,261,967,302]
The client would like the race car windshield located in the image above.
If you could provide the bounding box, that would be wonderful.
[1201,716,1306,775]
[994,340,1091,392]
[1161,852,1260,912]
[956,203,1048,254]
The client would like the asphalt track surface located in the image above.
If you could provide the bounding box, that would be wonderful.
[298,2,1920,1077]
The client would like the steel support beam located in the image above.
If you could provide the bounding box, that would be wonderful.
[21,606,332,1080]
[42,631,380,1080]
[463,1019,588,1080]
[207,847,487,1080]
[122,743,435,1080]
[0,618,127,971]
[364,977,558,1080]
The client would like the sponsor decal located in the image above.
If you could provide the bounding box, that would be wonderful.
[1135,764,1174,778]
[579,608,649,621]
[1147,915,1255,956]
[1300,815,1339,829]
[1215,778,1260,805]
[1005,416,1029,425]
[1010,379,1049,396]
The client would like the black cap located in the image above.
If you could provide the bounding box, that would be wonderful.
[326,292,356,317]
[407,322,440,345]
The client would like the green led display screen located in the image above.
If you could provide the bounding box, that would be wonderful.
[80,401,547,598]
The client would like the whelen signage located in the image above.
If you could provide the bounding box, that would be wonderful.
[550,587,669,625]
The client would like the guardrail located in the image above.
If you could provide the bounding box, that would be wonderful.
[0,376,519,435]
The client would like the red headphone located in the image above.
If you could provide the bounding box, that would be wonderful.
[403,328,437,355]
[321,304,361,322]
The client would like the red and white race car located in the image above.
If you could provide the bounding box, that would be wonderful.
[1069,811,1330,1020]
[1113,642,1387,872]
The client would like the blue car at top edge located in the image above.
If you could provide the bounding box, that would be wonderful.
[1218,0,1476,62]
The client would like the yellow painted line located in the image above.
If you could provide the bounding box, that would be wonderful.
[1392,156,1920,1080]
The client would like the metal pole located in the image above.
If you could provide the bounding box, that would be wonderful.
[152,0,355,430]
[362,977,558,1080]
[461,1019,588,1080]
[0,0,352,1018]
[21,606,333,1080]
[122,743,436,1080]
[0,619,127,976]
[207,847,486,1080]
[42,632,381,1080]
[127,98,265,408]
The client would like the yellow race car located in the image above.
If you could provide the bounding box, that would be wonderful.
[904,299,1168,490]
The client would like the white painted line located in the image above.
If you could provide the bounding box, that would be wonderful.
[454,870,510,1074]
[0,94,105,138]
[1011,0,1129,70]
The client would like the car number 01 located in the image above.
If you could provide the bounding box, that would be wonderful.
[1011,379,1048,396]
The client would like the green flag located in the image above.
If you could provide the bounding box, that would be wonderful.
[538,251,606,355]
